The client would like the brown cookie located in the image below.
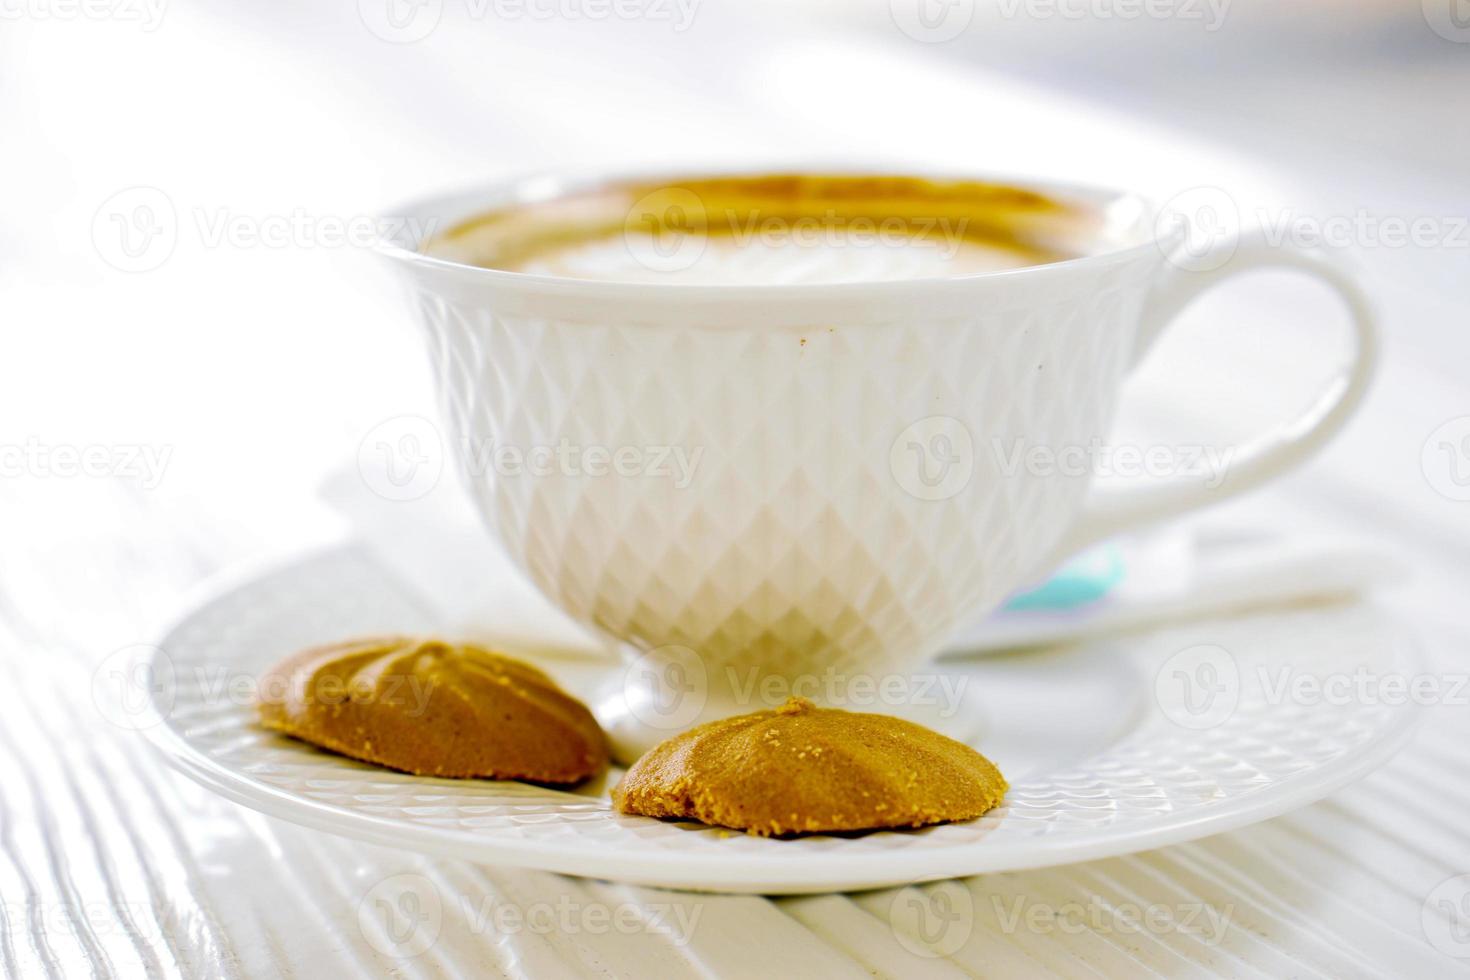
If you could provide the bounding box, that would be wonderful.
[256,637,607,784]
[612,696,1006,836]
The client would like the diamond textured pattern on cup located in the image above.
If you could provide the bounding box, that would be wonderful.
[415,281,1135,675]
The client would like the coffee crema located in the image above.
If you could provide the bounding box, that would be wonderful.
[421,174,1114,285]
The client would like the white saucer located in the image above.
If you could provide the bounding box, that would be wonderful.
[137,544,1422,894]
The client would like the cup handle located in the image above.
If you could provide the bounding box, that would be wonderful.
[1042,233,1379,564]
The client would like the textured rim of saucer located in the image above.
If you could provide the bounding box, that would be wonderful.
[137,544,1425,895]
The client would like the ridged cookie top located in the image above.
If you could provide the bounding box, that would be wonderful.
[613,697,1006,836]
[257,637,607,784]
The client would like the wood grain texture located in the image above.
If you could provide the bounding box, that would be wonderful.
[0,477,1467,978]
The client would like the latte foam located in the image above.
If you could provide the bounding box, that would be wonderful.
[512,232,1038,284]
[423,174,1113,285]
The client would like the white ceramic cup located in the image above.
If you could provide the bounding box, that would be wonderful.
[378,171,1377,699]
